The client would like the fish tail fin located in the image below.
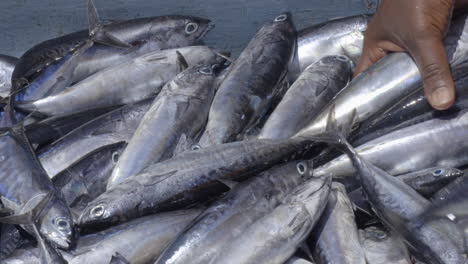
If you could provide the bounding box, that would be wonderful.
[0,192,53,225]
[87,0,131,48]
[301,105,358,157]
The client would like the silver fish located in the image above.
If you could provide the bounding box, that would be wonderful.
[79,138,318,227]
[310,183,366,264]
[198,13,296,147]
[17,46,222,116]
[288,15,369,80]
[0,127,74,249]
[38,97,153,178]
[155,161,315,264]
[316,119,466,264]
[108,62,222,187]
[359,226,411,264]
[259,55,352,139]
[3,210,201,264]
[315,110,468,178]
[295,14,468,138]
[0,55,18,98]
[209,175,331,264]
[285,257,316,264]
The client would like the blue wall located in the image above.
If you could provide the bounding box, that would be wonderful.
[0,0,376,58]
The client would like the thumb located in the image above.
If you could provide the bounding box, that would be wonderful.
[409,37,455,110]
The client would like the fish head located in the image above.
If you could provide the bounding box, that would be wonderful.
[430,167,464,182]
[288,173,332,218]
[38,197,75,249]
[362,226,389,242]
[79,199,122,227]
[153,16,214,47]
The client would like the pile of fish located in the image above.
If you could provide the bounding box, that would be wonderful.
[1,1,468,263]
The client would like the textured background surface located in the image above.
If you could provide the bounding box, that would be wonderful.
[0,0,376,58]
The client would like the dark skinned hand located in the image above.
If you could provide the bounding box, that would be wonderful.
[354,0,468,110]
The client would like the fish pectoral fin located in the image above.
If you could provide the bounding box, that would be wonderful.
[217,178,239,189]
[87,0,131,49]
[176,51,189,72]
[173,134,199,156]
[109,252,130,264]
[0,192,53,225]
[144,170,179,187]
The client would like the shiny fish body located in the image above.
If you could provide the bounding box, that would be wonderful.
[295,14,468,138]
[0,55,18,98]
[285,257,316,264]
[25,106,118,148]
[13,15,213,101]
[258,55,353,139]
[209,175,331,264]
[397,167,464,197]
[311,183,366,264]
[155,161,315,264]
[108,62,221,187]
[358,226,411,264]
[3,210,201,264]
[351,74,468,146]
[79,138,318,226]
[17,46,221,116]
[331,135,466,264]
[315,110,468,178]
[289,15,369,80]
[430,176,466,203]
[52,142,125,218]
[0,128,74,249]
[38,97,153,178]
[198,13,296,147]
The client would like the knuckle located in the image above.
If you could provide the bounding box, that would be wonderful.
[421,63,449,84]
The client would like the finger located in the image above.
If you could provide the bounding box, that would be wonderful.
[409,37,455,110]
[354,44,387,78]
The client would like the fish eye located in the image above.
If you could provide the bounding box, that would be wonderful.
[375,231,387,239]
[199,66,213,75]
[185,22,199,34]
[112,152,120,164]
[296,162,307,175]
[337,55,348,62]
[90,205,105,218]
[54,217,70,230]
[191,144,201,151]
[432,169,444,177]
[274,14,288,22]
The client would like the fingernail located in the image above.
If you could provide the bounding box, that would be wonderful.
[430,88,453,110]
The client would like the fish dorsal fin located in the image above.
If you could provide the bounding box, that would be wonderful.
[217,178,239,189]
[176,51,189,72]
[0,192,53,225]
[109,252,130,264]
[87,0,131,48]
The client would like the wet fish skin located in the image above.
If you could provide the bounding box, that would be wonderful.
[285,257,316,264]
[397,167,464,197]
[314,110,468,178]
[198,13,296,147]
[38,97,153,179]
[3,210,201,264]
[318,126,466,264]
[351,74,468,146]
[108,62,222,187]
[17,46,221,117]
[430,176,466,203]
[52,142,125,218]
[0,224,24,260]
[0,55,18,98]
[258,55,353,139]
[295,14,468,138]
[12,15,213,98]
[25,106,118,148]
[0,127,74,249]
[209,175,331,264]
[358,226,412,264]
[310,183,366,264]
[289,15,369,80]
[155,160,315,264]
[79,138,318,226]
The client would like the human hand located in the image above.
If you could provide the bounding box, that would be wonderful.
[355,0,455,110]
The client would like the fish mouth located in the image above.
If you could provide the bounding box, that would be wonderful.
[47,234,72,249]
[197,22,215,40]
